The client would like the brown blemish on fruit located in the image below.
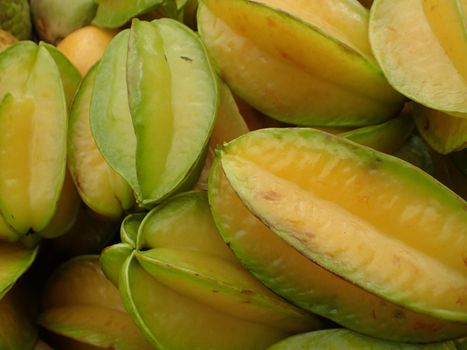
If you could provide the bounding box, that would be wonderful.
[266,17,276,28]
[212,290,219,294]
[456,294,465,305]
[413,321,443,332]
[240,289,255,295]
[463,256,467,267]
[277,48,290,61]
[393,309,405,320]
[423,117,430,131]
[360,195,370,206]
[259,191,282,201]
[295,234,320,253]
[366,154,383,170]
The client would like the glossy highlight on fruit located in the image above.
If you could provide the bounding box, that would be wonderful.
[127,19,218,207]
[38,255,152,349]
[198,0,405,126]
[370,0,467,116]
[209,155,467,342]
[413,104,467,154]
[104,191,323,350]
[267,329,457,350]
[219,128,467,323]
[70,63,135,220]
[0,42,68,239]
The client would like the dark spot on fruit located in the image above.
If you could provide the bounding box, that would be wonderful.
[393,309,405,319]
[212,290,219,294]
[456,296,465,305]
[194,273,200,277]
[226,242,231,248]
[423,118,430,131]
[368,155,383,170]
[360,195,370,206]
[371,310,377,320]
[295,235,318,251]
[180,56,192,62]
[266,17,276,28]
[240,289,255,295]
[241,300,251,304]
[277,49,290,61]
[413,321,443,332]
[464,257,467,267]
[260,191,282,201]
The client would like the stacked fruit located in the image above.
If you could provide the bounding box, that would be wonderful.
[0,0,465,349]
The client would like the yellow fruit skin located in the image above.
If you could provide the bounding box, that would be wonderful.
[198,0,405,126]
[0,29,17,53]
[57,26,117,76]
[218,128,467,323]
[208,158,467,343]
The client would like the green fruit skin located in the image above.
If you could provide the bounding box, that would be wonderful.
[340,114,414,154]
[31,0,97,44]
[0,29,17,53]
[0,241,39,299]
[413,103,467,155]
[120,254,293,350]
[0,282,38,350]
[218,128,467,323]
[451,149,467,176]
[100,243,133,288]
[208,127,467,342]
[393,134,435,175]
[198,0,405,127]
[0,0,31,39]
[39,255,152,350]
[127,19,218,208]
[90,29,139,201]
[267,329,458,350]
[73,56,136,219]
[113,191,323,350]
[40,42,81,108]
[0,42,68,239]
[92,0,163,28]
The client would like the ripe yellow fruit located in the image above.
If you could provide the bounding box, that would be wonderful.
[57,25,117,76]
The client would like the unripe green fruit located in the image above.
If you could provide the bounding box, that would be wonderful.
[31,0,97,44]
[0,0,31,39]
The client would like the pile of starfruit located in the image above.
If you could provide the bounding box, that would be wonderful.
[0,0,465,349]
